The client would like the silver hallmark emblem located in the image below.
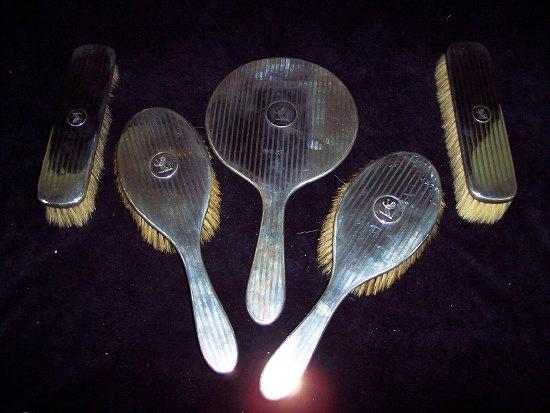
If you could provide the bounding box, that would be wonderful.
[150,153,178,179]
[67,109,87,127]
[267,101,297,127]
[472,105,492,123]
[373,195,403,224]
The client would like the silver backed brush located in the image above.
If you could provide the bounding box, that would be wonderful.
[206,58,358,325]
[37,44,118,227]
[116,108,237,373]
[260,152,443,400]
[435,42,516,223]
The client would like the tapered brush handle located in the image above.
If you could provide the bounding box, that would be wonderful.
[178,247,238,374]
[259,287,345,400]
[246,196,286,325]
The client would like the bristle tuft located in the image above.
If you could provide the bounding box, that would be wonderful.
[435,55,509,224]
[317,181,348,276]
[200,169,221,244]
[111,66,120,89]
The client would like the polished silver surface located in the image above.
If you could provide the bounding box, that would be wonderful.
[38,45,116,207]
[206,58,358,325]
[446,42,516,203]
[117,108,238,374]
[260,152,442,400]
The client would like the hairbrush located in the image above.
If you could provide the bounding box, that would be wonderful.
[115,108,237,373]
[37,44,119,227]
[435,42,516,223]
[260,152,444,400]
[206,58,358,324]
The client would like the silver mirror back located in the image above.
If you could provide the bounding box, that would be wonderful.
[205,57,358,194]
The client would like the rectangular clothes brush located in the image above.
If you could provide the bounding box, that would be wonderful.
[37,44,119,227]
[435,42,516,224]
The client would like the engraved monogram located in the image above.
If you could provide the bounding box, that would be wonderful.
[373,195,403,224]
[273,106,289,122]
[267,101,297,127]
[379,199,397,219]
[472,105,492,123]
[67,109,87,127]
[150,153,178,179]
[154,156,173,173]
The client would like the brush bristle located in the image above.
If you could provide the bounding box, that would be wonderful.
[201,171,221,243]
[114,161,175,253]
[317,182,348,276]
[114,147,221,251]
[46,66,119,227]
[435,56,509,224]
[317,179,445,297]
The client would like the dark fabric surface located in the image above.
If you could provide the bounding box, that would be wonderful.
[2,1,548,411]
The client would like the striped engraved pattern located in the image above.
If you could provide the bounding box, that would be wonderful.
[259,152,442,400]
[446,42,516,203]
[332,152,442,292]
[38,45,115,207]
[205,57,358,194]
[117,108,237,373]
[206,58,358,324]
[260,292,333,400]
[246,195,285,324]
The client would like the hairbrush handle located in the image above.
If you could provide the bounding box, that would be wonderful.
[246,195,286,325]
[259,285,345,400]
[178,246,238,374]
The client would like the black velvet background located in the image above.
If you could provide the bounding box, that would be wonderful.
[2,1,549,411]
